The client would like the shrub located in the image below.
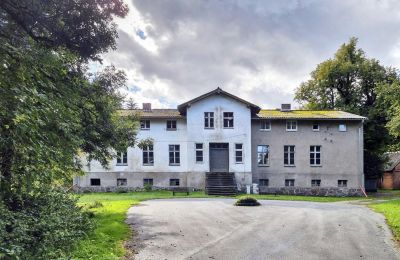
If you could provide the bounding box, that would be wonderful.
[235,196,261,206]
[87,200,103,209]
[144,183,153,192]
[0,188,94,259]
[116,188,128,193]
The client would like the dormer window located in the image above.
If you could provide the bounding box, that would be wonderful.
[286,120,297,131]
[140,120,150,130]
[166,120,177,131]
[223,112,234,128]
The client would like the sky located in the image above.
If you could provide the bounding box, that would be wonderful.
[99,0,400,109]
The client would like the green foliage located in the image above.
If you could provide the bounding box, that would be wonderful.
[370,199,400,241]
[0,189,94,259]
[235,196,261,206]
[144,183,153,192]
[295,37,399,179]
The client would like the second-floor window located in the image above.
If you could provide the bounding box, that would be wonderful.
[195,143,203,163]
[204,112,214,128]
[310,145,321,166]
[169,145,180,165]
[286,120,297,131]
[116,151,128,165]
[339,123,347,132]
[257,145,269,166]
[235,143,243,163]
[140,120,150,130]
[143,145,154,165]
[284,145,295,166]
[260,120,271,131]
[223,112,234,128]
[166,120,177,130]
[312,122,319,131]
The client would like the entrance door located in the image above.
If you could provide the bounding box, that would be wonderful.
[209,143,229,172]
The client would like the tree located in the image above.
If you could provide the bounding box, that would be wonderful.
[295,37,397,180]
[125,97,139,110]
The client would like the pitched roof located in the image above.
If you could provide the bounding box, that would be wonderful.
[384,152,400,171]
[177,87,261,115]
[119,109,184,119]
[255,109,366,120]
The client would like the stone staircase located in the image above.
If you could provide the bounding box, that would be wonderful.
[205,172,237,196]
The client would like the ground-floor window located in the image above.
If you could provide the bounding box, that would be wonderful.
[195,143,203,162]
[117,178,127,186]
[311,179,321,187]
[143,145,154,165]
[259,179,269,186]
[235,143,243,163]
[338,180,347,187]
[310,145,321,166]
[143,178,153,186]
[169,145,180,165]
[284,145,295,166]
[90,178,101,186]
[257,145,269,166]
[169,178,180,186]
[285,179,295,187]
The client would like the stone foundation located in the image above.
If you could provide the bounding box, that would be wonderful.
[259,187,363,197]
[73,186,200,193]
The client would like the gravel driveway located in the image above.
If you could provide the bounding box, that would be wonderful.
[126,198,399,260]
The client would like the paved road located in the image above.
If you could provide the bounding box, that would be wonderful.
[126,199,399,260]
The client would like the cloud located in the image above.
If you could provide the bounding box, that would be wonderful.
[100,0,400,109]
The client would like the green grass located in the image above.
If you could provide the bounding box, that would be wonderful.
[71,191,365,259]
[370,199,400,242]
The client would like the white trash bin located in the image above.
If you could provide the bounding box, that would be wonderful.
[246,185,251,194]
[252,183,259,194]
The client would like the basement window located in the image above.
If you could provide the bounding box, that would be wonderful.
[259,179,269,186]
[338,180,347,187]
[90,178,101,186]
[285,179,295,187]
[143,178,153,186]
[170,179,180,186]
[117,178,127,186]
[311,179,321,187]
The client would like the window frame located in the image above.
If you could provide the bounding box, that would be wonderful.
[339,123,347,132]
[257,145,270,166]
[259,179,269,186]
[195,143,203,163]
[90,178,101,186]
[223,112,234,128]
[166,120,177,131]
[260,120,271,131]
[285,179,295,187]
[311,179,321,187]
[286,120,297,132]
[284,145,295,166]
[116,151,128,166]
[310,145,321,166]
[117,178,127,186]
[312,122,320,131]
[140,119,150,130]
[169,178,180,186]
[235,143,243,163]
[204,112,214,129]
[143,178,153,186]
[169,145,180,166]
[142,145,154,165]
[338,180,348,187]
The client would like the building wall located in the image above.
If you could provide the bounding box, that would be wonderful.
[251,119,364,190]
[381,164,400,190]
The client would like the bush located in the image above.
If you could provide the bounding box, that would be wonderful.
[0,188,94,259]
[144,183,153,192]
[235,196,261,206]
[87,200,103,209]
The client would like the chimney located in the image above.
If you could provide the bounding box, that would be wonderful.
[281,103,291,112]
[142,103,152,112]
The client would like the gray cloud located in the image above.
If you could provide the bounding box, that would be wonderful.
[104,0,400,109]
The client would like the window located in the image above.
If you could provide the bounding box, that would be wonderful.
[143,145,154,165]
[90,178,100,186]
[284,145,295,166]
[170,178,180,186]
[257,145,269,166]
[140,120,150,130]
[339,123,347,132]
[338,180,347,187]
[169,145,180,165]
[223,112,234,128]
[285,179,295,187]
[204,112,214,128]
[195,143,203,163]
[117,178,127,186]
[286,120,297,131]
[311,179,321,187]
[116,151,128,165]
[312,122,319,131]
[310,146,321,166]
[260,120,271,131]
[259,179,269,186]
[143,178,153,186]
[166,120,177,130]
[235,143,243,163]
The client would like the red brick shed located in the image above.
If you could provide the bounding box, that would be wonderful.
[380,152,400,190]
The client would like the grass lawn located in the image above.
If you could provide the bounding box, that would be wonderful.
[369,199,400,242]
[71,191,366,259]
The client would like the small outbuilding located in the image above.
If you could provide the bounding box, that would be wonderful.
[380,152,400,190]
